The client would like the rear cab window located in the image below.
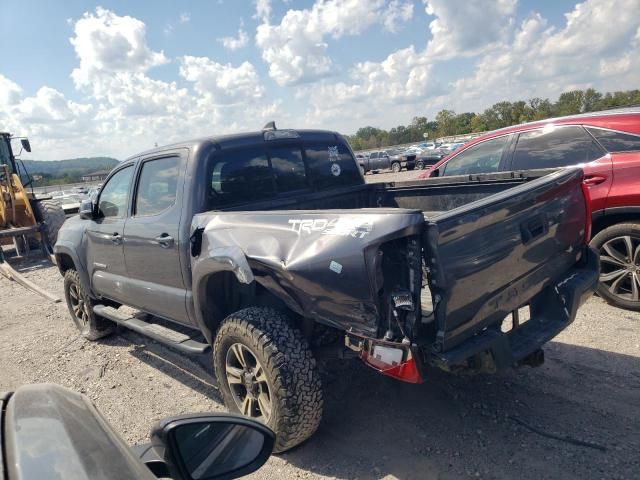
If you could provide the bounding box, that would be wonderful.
[207,137,361,209]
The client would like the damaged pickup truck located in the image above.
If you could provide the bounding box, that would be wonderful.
[54,125,599,452]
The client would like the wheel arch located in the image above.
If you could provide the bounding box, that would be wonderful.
[193,267,308,345]
[592,208,640,237]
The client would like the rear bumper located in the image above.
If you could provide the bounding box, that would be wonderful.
[431,246,599,371]
[346,246,599,382]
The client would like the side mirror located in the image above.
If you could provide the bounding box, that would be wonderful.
[430,168,440,178]
[20,138,31,153]
[79,199,95,220]
[150,414,275,480]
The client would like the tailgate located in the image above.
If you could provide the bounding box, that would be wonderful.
[424,168,589,352]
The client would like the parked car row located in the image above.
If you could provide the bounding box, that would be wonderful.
[419,107,640,311]
[355,141,466,173]
[37,184,102,215]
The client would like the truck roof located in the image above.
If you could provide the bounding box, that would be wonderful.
[125,129,344,162]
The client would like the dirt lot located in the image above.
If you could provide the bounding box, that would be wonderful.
[1,174,639,479]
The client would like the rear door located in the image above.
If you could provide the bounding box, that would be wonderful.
[424,168,588,352]
[585,126,640,212]
[122,151,190,324]
[507,125,610,213]
[369,151,380,170]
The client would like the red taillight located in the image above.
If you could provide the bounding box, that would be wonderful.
[581,179,592,244]
[361,350,423,384]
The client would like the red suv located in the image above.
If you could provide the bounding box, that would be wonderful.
[419,108,640,311]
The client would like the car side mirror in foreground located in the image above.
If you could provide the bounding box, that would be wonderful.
[430,168,440,177]
[150,414,275,480]
[79,199,95,220]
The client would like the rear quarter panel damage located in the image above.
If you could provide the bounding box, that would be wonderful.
[190,209,425,337]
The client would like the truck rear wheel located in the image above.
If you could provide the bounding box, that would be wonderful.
[63,269,115,340]
[391,162,401,173]
[213,307,323,452]
[32,199,66,246]
[590,223,640,311]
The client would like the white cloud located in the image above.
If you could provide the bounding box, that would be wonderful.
[218,27,249,50]
[254,0,272,23]
[444,0,640,113]
[70,7,168,91]
[3,8,276,159]
[180,12,191,24]
[423,0,517,59]
[382,0,414,33]
[0,74,23,107]
[302,0,640,132]
[180,56,265,105]
[256,0,413,86]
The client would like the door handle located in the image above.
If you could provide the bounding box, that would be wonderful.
[583,175,606,186]
[110,233,122,245]
[155,234,174,248]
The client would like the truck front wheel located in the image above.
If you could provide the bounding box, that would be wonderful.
[213,307,323,452]
[63,269,115,340]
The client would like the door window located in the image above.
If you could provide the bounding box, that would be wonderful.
[208,148,275,208]
[369,152,379,159]
[268,146,308,193]
[511,126,604,170]
[98,166,133,218]
[586,127,640,153]
[442,136,508,176]
[135,156,180,216]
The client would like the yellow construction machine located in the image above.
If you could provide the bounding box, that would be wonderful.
[0,131,64,302]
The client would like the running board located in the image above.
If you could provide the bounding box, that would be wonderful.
[93,305,210,355]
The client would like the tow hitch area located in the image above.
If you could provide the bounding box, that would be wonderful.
[345,333,423,384]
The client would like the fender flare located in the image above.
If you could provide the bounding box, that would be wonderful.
[53,242,92,295]
[191,246,255,343]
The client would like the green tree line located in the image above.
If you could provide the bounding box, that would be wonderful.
[347,88,640,151]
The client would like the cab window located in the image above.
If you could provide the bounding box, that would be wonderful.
[208,148,275,208]
[442,136,508,176]
[98,166,133,218]
[135,156,180,216]
[587,127,640,153]
[268,146,308,193]
[511,126,604,170]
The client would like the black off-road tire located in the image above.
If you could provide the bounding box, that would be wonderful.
[32,199,66,246]
[415,160,425,170]
[391,162,401,173]
[63,269,115,340]
[213,307,323,453]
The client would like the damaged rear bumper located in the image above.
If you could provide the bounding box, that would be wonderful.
[346,246,599,382]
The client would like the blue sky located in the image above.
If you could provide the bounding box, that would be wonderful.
[1,0,639,159]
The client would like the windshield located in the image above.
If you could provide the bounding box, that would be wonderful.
[0,136,15,173]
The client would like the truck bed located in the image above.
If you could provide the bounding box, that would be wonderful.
[192,168,593,364]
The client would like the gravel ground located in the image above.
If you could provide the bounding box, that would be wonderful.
[1,179,639,479]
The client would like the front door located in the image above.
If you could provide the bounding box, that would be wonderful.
[86,165,134,303]
[122,152,190,324]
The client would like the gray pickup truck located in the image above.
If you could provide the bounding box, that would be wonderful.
[54,126,598,452]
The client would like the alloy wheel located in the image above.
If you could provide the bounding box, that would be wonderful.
[599,235,640,302]
[225,343,272,422]
[68,283,89,327]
